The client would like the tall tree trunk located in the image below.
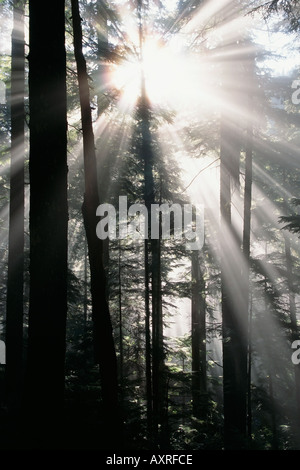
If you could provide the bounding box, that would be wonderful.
[191,250,207,419]
[71,0,121,447]
[118,239,124,387]
[278,164,300,447]
[138,82,165,445]
[242,95,253,442]
[5,0,25,416]
[96,0,109,116]
[83,238,88,366]
[284,233,300,446]
[24,0,68,447]
[137,1,165,444]
[95,0,110,285]
[144,237,153,437]
[151,230,165,445]
[242,111,253,260]
[140,90,154,439]
[137,1,153,436]
[220,114,247,449]
[263,245,279,450]
[247,293,253,440]
[268,371,279,450]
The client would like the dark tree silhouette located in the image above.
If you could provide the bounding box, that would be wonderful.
[23,0,68,447]
[71,0,122,448]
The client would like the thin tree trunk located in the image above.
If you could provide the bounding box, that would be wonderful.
[284,234,300,446]
[5,0,25,416]
[142,101,154,439]
[191,250,207,419]
[138,83,165,445]
[280,163,300,447]
[242,113,253,260]
[263,245,279,450]
[24,0,68,447]
[220,114,247,449]
[242,96,253,442]
[137,1,165,444]
[95,0,110,285]
[138,2,154,436]
[269,371,279,450]
[96,0,109,115]
[118,239,124,386]
[71,0,121,446]
[83,238,88,366]
[151,230,165,445]
[144,238,153,437]
[247,293,253,440]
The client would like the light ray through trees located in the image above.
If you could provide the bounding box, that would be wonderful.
[0,0,299,451]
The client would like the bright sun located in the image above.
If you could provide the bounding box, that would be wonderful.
[142,38,187,105]
[109,31,221,117]
[110,35,197,109]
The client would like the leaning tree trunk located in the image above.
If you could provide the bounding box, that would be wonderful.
[24,0,68,447]
[5,0,25,416]
[71,0,121,446]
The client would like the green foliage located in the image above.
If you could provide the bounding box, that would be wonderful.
[279,199,300,235]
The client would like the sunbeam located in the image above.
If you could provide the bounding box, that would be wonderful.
[1,0,299,452]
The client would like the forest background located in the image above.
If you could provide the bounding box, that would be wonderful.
[0,0,300,454]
